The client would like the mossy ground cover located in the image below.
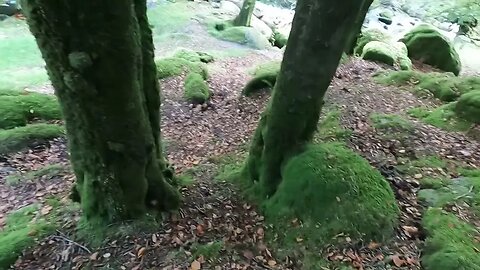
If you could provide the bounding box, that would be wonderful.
[155,57,209,80]
[408,103,473,132]
[375,70,480,102]
[314,108,352,142]
[370,113,414,132]
[5,163,67,186]
[0,123,64,155]
[0,90,61,129]
[183,72,211,104]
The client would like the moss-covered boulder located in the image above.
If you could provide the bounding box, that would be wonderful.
[209,21,271,50]
[361,41,412,70]
[400,24,461,75]
[422,208,480,270]
[264,143,399,240]
[0,91,62,129]
[271,30,288,49]
[155,57,209,80]
[354,29,391,56]
[173,49,214,64]
[184,72,210,104]
[455,90,480,124]
[243,61,281,96]
[0,123,64,154]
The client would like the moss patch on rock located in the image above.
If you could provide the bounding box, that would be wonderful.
[400,24,461,75]
[263,143,399,241]
[361,41,412,70]
[0,91,62,129]
[370,113,414,132]
[375,70,480,102]
[184,72,211,104]
[271,31,288,49]
[155,57,208,80]
[422,208,480,270]
[455,90,480,124]
[208,21,271,50]
[173,49,214,64]
[354,29,391,56]
[243,61,281,96]
[0,123,64,155]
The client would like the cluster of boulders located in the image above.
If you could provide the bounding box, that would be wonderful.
[356,24,461,74]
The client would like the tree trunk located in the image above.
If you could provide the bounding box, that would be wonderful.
[244,0,370,197]
[233,0,256,27]
[21,0,180,224]
[345,0,374,54]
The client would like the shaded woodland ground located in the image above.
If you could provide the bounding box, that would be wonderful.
[1,1,480,269]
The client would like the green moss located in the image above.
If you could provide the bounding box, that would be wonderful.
[422,208,480,270]
[155,57,208,80]
[183,72,210,104]
[0,123,64,154]
[0,92,62,129]
[191,241,223,260]
[208,21,271,49]
[173,49,214,63]
[271,31,288,48]
[5,163,67,186]
[0,205,52,270]
[243,61,281,96]
[370,113,414,131]
[418,177,480,209]
[401,24,461,75]
[362,41,412,69]
[354,29,391,55]
[455,90,480,124]
[315,109,352,141]
[408,104,472,132]
[419,177,450,189]
[263,143,399,241]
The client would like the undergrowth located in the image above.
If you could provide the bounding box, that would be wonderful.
[0,123,64,154]
[408,103,472,132]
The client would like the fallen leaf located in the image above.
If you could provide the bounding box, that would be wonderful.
[89,252,99,261]
[137,247,146,258]
[267,260,276,266]
[368,241,381,249]
[191,260,201,270]
[391,255,406,267]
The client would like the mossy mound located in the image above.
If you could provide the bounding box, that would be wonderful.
[375,70,480,102]
[0,205,52,269]
[173,49,214,64]
[264,143,399,241]
[0,91,62,129]
[422,208,480,270]
[155,57,208,80]
[0,123,64,154]
[361,41,411,70]
[408,103,472,132]
[455,90,480,124]
[243,61,281,96]
[271,31,288,49]
[400,24,461,75]
[354,29,391,56]
[184,72,210,104]
[209,21,271,50]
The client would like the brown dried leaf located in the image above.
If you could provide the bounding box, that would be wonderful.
[190,260,201,270]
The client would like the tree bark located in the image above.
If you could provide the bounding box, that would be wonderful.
[233,0,256,27]
[345,0,374,54]
[244,0,370,197]
[21,0,179,224]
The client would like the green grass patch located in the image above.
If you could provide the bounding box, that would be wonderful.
[419,177,450,189]
[191,241,224,260]
[398,155,447,175]
[375,70,480,102]
[0,91,61,129]
[0,205,53,269]
[422,208,480,270]
[408,103,473,132]
[5,163,67,186]
[0,123,64,154]
[418,177,480,211]
[314,109,352,142]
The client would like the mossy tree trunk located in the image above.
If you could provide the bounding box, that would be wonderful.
[21,0,180,224]
[245,0,370,197]
[345,0,374,54]
[233,0,256,27]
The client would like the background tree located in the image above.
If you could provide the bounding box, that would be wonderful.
[21,0,180,224]
[233,0,256,27]
[244,0,373,196]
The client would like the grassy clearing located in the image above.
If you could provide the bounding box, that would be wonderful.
[408,103,473,132]
[0,123,64,154]
[5,163,67,186]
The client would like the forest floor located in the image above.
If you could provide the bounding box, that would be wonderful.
[1,1,480,270]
